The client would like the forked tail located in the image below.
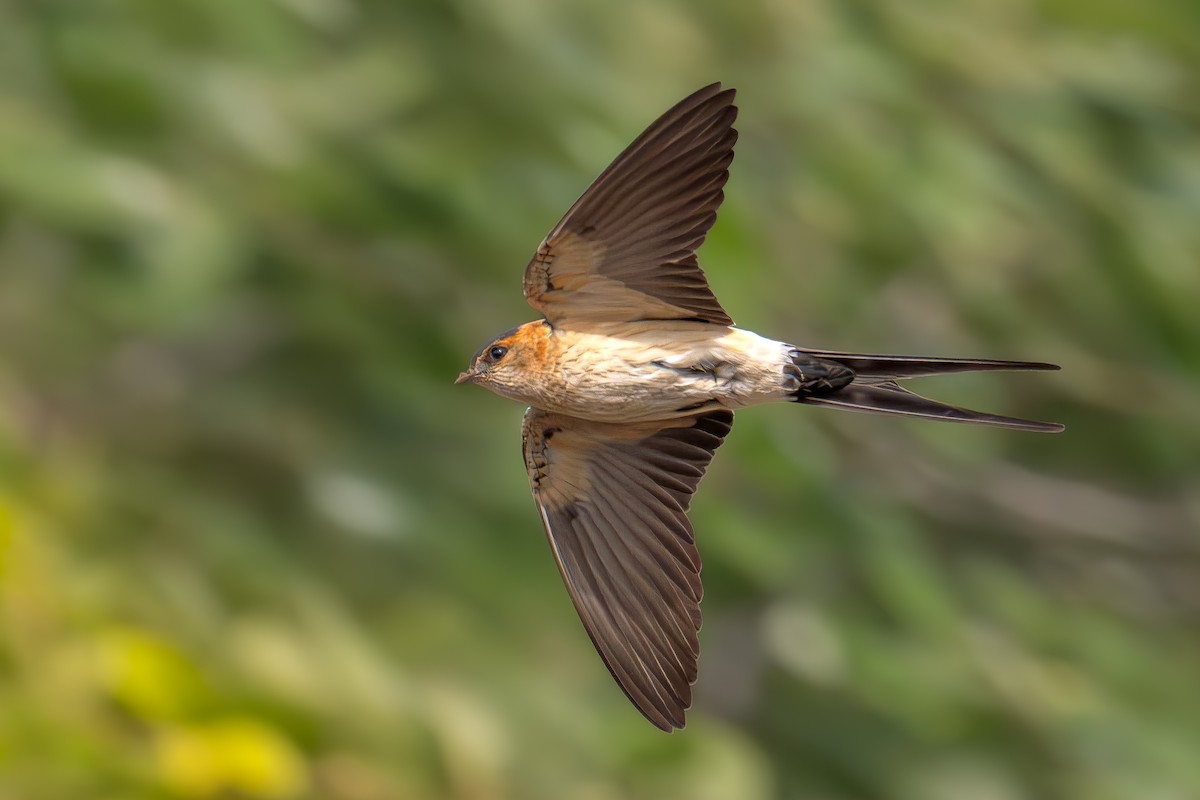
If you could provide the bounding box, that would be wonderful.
[788,347,1064,433]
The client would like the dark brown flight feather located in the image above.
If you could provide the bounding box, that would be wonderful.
[522,408,734,731]
[523,83,738,328]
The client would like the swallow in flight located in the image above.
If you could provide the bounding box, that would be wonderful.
[456,83,1062,731]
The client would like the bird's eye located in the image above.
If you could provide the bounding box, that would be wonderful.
[488,345,508,361]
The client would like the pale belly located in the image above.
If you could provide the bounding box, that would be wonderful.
[530,326,792,423]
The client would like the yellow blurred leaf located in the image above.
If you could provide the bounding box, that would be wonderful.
[155,718,308,799]
[0,497,12,577]
[96,628,210,720]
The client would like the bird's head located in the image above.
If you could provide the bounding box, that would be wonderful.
[455,321,549,395]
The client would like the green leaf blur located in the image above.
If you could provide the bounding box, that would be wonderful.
[1,1,1198,798]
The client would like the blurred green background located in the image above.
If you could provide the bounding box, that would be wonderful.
[2,0,1199,798]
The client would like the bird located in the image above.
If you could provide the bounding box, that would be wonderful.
[455,82,1063,731]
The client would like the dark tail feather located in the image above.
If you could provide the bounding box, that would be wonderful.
[795,348,1061,379]
[800,380,1064,433]
[789,349,1064,433]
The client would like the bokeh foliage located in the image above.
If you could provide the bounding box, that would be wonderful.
[2,0,1199,798]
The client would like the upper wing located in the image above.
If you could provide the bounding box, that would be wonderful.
[523,83,738,329]
[521,407,734,730]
